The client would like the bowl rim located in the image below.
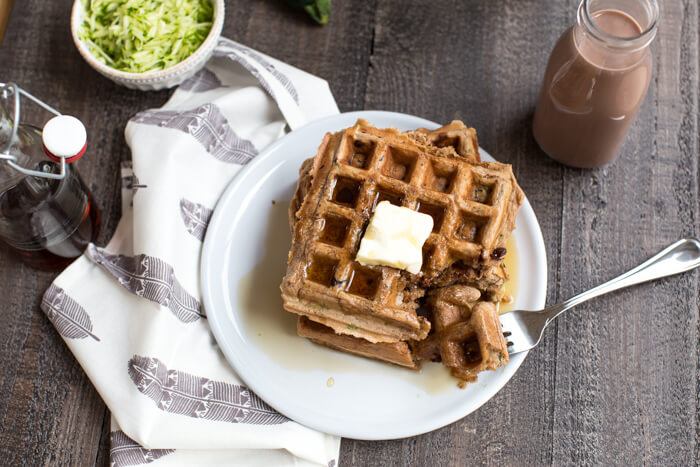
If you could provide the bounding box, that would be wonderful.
[70,0,225,82]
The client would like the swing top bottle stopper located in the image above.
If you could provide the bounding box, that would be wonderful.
[42,115,87,163]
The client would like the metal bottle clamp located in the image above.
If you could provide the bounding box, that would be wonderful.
[0,82,67,180]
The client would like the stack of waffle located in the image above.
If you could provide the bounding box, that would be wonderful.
[281,119,523,386]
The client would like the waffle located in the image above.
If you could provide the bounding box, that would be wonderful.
[281,119,520,384]
[282,130,422,343]
[414,285,509,385]
[297,316,418,369]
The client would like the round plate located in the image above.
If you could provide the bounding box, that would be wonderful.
[201,111,547,440]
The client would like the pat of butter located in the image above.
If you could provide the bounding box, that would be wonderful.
[356,201,433,274]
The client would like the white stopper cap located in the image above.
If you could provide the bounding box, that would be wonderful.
[42,115,87,162]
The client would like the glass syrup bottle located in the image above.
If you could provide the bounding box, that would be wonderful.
[0,83,100,270]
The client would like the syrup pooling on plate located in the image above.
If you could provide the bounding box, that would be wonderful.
[236,200,520,394]
[498,235,519,315]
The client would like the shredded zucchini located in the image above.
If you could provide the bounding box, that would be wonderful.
[79,0,214,73]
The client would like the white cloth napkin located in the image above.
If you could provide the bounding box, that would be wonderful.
[41,38,341,467]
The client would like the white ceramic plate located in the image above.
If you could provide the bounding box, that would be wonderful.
[201,111,547,440]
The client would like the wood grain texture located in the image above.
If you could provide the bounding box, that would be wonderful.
[0,0,697,466]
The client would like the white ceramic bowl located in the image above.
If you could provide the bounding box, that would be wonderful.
[71,0,224,91]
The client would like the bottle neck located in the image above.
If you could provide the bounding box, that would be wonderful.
[574,0,658,70]
[577,0,658,51]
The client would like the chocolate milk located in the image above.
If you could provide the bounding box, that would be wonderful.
[533,6,656,168]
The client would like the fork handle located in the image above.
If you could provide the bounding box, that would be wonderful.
[543,237,700,321]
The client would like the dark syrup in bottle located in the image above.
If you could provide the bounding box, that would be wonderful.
[0,161,101,271]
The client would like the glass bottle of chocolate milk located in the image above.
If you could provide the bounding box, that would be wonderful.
[533,0,659,168]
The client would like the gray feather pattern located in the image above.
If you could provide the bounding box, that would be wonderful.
[179,67,222,93]
[110,430,174,466]
[41,284,100,341]
[131,104,258,165]
[88,245,204,323]
[128,355,289,425]
[212,47,278,104]
[216,39,300,104]
[213,39,301,109]
[179,199,212,242]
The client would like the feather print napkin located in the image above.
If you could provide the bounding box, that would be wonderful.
[41,38,341,466]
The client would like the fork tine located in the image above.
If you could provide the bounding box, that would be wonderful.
[499,310,541,355]
[502,331,514,348]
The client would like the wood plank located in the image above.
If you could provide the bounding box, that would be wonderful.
[94,412,111,467]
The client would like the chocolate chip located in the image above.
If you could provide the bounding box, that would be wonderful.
[491,247,507,259]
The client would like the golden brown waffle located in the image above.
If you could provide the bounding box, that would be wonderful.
[281,119,519,385]
[414,285,510,385]
[282,128,429,343]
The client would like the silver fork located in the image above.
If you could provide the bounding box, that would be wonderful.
[500,237,700,355]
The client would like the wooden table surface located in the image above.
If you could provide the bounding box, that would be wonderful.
[0,1,697,465]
